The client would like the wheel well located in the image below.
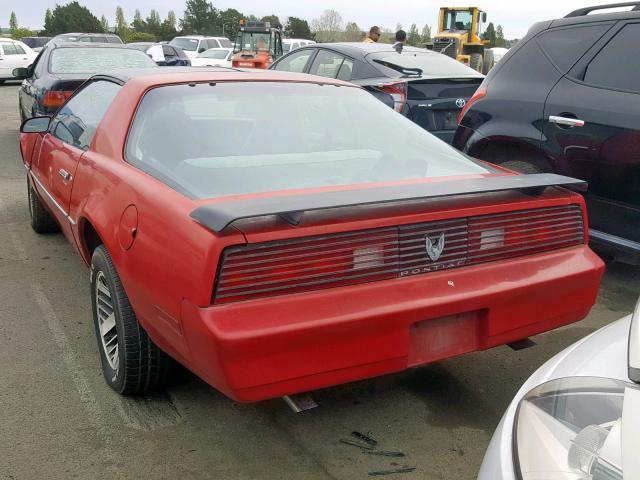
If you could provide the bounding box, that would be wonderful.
[80,219,103,263]
[474,140,553,172]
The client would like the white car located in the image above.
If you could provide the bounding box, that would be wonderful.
[478,297,640,480]
[490,47,509,63]
[0,39,37,83]
[190,48,233,68]
[169,36,233,59]
[282,38,316,54]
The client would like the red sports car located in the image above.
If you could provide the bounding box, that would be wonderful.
[19,68,604,402]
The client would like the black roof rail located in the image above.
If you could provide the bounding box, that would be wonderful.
[565,1,640,17]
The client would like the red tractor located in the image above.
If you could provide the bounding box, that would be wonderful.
[232,21,283,69]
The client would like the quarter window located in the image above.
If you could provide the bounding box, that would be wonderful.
[50,81,121,150]
[273,49,314,73]
[583,23,640,94]
[309,50,349,79]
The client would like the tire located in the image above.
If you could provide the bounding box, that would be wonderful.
[0,79,5,85]
[470,53,483,73]
[482,49,494,75]
[27,178,60,233]
[91,245,172,395]
[500,160,542,174]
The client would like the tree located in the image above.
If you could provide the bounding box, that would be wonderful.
[9,12,18,33]
[43,2,103,36]
[45,8,53,28]
[421,24,431,43]
[166,10,177,30]
[483,22,496,47]
[115,6,128,38]
[146,10,162,37]
[407,23,420,46]
[218,8,243,39]
[11,28,35,40]
[131,9,147,32]
[127,32,156,42]
[261,15,281,27]
[495,25,505,48]
[311,9,343,43]
[343,22,361,42]
[100,15,109,33]
[158,11,178,41]
[181,0,218,35]
[284,17,312,39]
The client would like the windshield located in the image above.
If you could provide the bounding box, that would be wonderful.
[200,50,229,59]
[443,10,473,30]
[371,52,482,78]
[234,32,270,52]
[49,48,156,74]
[170,37,199,51]
[125,82,491,199]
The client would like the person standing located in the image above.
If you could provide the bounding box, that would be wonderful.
[392,29,406,52]
[363,26,381,43]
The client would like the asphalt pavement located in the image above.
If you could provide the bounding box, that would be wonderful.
[1,81,638,480]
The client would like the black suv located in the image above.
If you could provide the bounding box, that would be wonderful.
[454,2,640,263]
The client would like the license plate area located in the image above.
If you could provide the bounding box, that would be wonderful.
[408,311,483,367]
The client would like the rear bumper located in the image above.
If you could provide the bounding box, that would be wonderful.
[180,246,604,402]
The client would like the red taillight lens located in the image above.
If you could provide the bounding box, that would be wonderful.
[214,230,399,304]
[458,82,487,124]
[43,90,73,109]
[381,81,408,113]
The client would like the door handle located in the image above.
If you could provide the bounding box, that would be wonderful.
[58,168,72,181]
[549,115,585,128]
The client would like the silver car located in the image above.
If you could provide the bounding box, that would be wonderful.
[479,297,640,479]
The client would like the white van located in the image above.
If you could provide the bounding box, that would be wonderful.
[169,36,233,59]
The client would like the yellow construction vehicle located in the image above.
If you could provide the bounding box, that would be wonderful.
[432,7,494,74]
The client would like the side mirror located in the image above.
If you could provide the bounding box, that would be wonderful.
[482,12,487,23]
[12,67,29,79]
[21,116,50,134]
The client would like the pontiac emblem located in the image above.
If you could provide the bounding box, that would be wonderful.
[455,98,466,108]
[425,232,445,262]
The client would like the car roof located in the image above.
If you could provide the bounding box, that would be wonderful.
[93,67,357,88]
[299,42,440,57]
[49,41,133,49]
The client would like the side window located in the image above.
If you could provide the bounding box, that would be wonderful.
[336,58,354,81]
[273,49,314,73]
[50,81,121,150]
[14,45,26,55]
[584,23,640,94]
[219,38,232,48]
[207,39,220,49]
[162,45,176,58]
[536,23,612,73]
[309,50,347,79]
[3,44,18,55]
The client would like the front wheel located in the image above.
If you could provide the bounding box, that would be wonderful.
[91,245,172,395]
[470,53,483,73]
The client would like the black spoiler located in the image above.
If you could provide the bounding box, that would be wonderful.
[190,174,587,233]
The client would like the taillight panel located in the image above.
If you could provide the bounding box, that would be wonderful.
[213,205,584,304]
[381,81,408,113]
[458,82,487,124]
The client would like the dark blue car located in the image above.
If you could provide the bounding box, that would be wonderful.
[126,43,191,67]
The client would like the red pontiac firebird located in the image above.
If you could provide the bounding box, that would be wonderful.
[19,68,604,402]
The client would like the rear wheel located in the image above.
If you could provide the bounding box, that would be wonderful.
[470,53,483,73]
[91,245,172,395]
[27,178,60,233]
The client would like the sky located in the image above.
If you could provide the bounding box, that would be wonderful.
[1,0,627,39]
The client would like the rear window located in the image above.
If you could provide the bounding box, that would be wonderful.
[125,82,491,199]
[49,47,156,74]
[369,52,483,78]
[170,37,198,51]
[536,23,612,72]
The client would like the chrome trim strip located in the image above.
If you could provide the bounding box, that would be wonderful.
[629,296,640,384]
[28,169,76,225]
[589,229,640,252]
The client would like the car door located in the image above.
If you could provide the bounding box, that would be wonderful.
[162,46,178,66]
[32,80,121,235]
[543,21,640,245]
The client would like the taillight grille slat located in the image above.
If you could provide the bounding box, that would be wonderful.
[214,205,584,304]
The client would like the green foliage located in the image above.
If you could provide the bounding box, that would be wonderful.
[483,22,496,47]
[158,11,178,41]
[11,28,35,40]
[495,25,505,48]
[115,6,129,39]
[43,2,103,35]
[100,15,109,33]
[218,8,243,40]
[146,10,162,37]
[261,15,281,27]
[284,17,312,40]
[10,12,18,32]
[421,24,431,44]
[45,9,53,27]
[127,31,156,42]
[343,22,361,42]
[407,23,420,46]
[131,9,147,32]
[181,0,218,35]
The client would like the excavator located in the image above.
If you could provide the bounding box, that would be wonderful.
[432,7,494,74]
[231,20,283,69]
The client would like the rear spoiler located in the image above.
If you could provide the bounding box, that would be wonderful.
[190,173,587,233]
